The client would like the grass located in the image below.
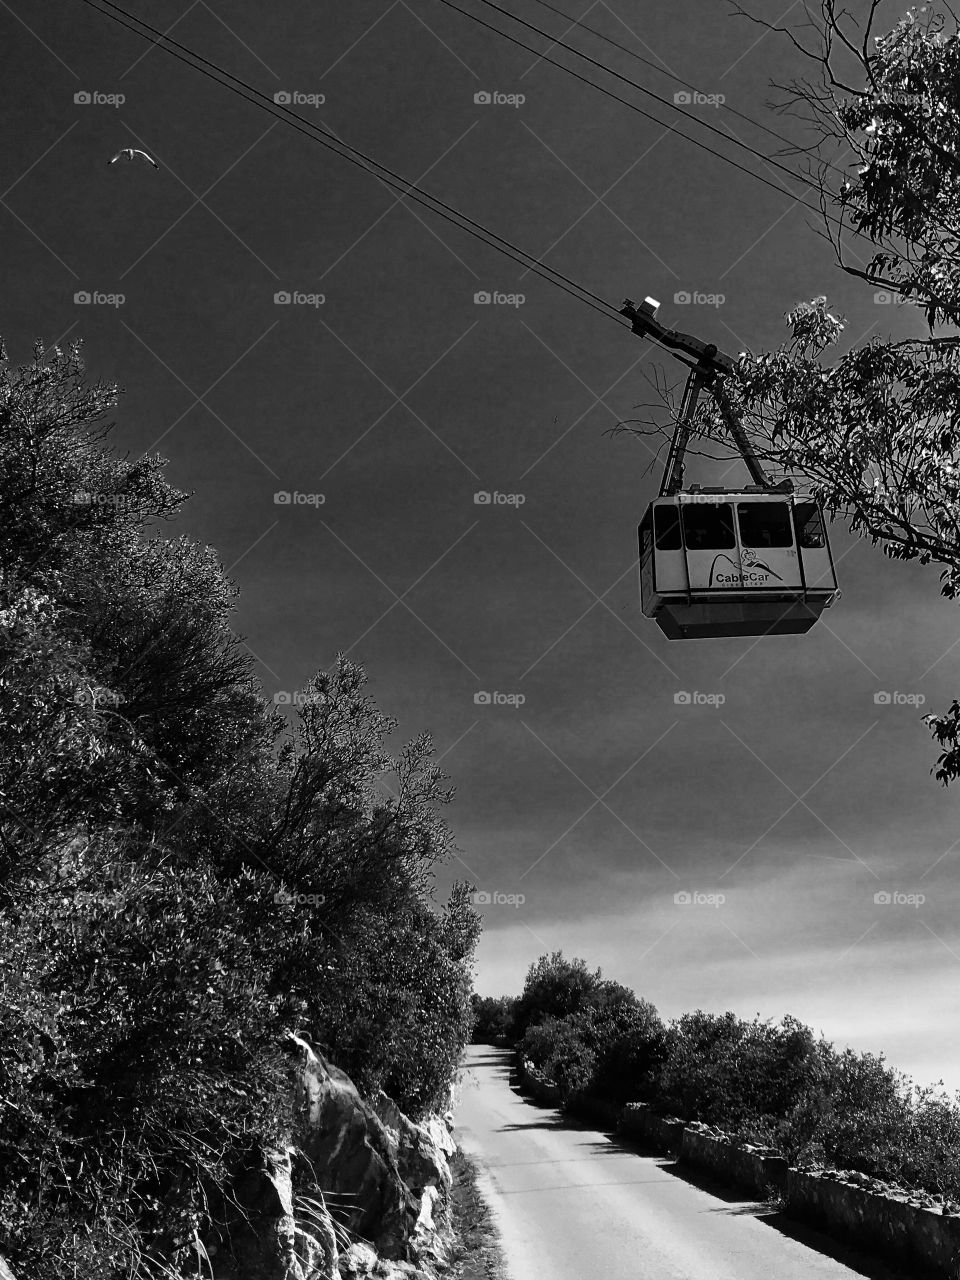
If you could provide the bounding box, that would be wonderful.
[443,1150,508,1280]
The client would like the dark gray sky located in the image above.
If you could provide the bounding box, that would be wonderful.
[3,0,957,1088]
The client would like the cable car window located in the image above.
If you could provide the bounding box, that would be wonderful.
[737,502,793,548]
[682,503,735,549]
[654,506,682,550]
[793,501,826,549]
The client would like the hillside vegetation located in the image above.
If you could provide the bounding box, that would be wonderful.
[0,339,479,1279]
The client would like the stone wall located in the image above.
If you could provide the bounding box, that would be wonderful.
[515,1054,561,1106]
[787,1167,960,1279]
[619,1102,685,1157]
[678,1126,788,1196]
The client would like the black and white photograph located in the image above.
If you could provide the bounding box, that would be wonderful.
[2,2,960,1278]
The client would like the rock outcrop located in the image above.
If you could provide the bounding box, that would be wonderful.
[289,1035,453,1271]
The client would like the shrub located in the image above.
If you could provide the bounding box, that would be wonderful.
[471,995,517,1043]
[0,339,481,1276]
[521,1017,596,1103]
[578,997,669,1104]
[511,951,603,1039]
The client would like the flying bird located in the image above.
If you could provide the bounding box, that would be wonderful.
[107,148,158,168]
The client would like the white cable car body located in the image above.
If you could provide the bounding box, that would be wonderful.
[638,488,839,639]
[619,296,841,641]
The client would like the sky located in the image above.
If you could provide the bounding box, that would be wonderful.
[2,0,958,1090]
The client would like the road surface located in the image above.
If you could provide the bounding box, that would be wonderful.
[455,1046,910,1280]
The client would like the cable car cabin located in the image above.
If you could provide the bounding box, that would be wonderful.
[638,489,839,639]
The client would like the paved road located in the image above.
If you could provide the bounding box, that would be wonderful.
[455,1046,910,1280]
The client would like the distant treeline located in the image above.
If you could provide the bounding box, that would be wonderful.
[0,341,479,1279]
[473,951,960,1203]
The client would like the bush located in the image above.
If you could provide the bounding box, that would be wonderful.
[509,953,960,1202]
[658,1011,827,1132]
[578,996,669,1104]
[511,951,603,1039]
[0,339,481,1276]
[471,994,517,1043]
[0,831,295,1277]
[521,1017,596,1102]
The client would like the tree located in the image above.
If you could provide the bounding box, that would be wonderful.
[511,951,604,1039]
[619,4,960,781]
[0,337,481,1276]
[470,994,517,1042]
[575,994,668,1103]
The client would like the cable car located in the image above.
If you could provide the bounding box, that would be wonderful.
[619,296,841,641]
[638,488,839,639]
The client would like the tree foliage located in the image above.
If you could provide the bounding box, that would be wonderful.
[0,339,479,1279]
[511,950,604,1039]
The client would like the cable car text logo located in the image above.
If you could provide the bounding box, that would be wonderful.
[708,551,783,586]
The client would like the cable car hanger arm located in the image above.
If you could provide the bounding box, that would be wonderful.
[620,295,790,493]
[620,297,736,377]
[709,378,787,491]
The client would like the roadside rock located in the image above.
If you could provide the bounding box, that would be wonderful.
[213,1145,338,1280]
[372,1091,454,1198]
[290,1036,425,1259]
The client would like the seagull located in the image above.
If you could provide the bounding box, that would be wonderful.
[107,148,158,168]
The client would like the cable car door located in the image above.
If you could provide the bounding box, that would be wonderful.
[734,500,803,590]
[680,499,741,590]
